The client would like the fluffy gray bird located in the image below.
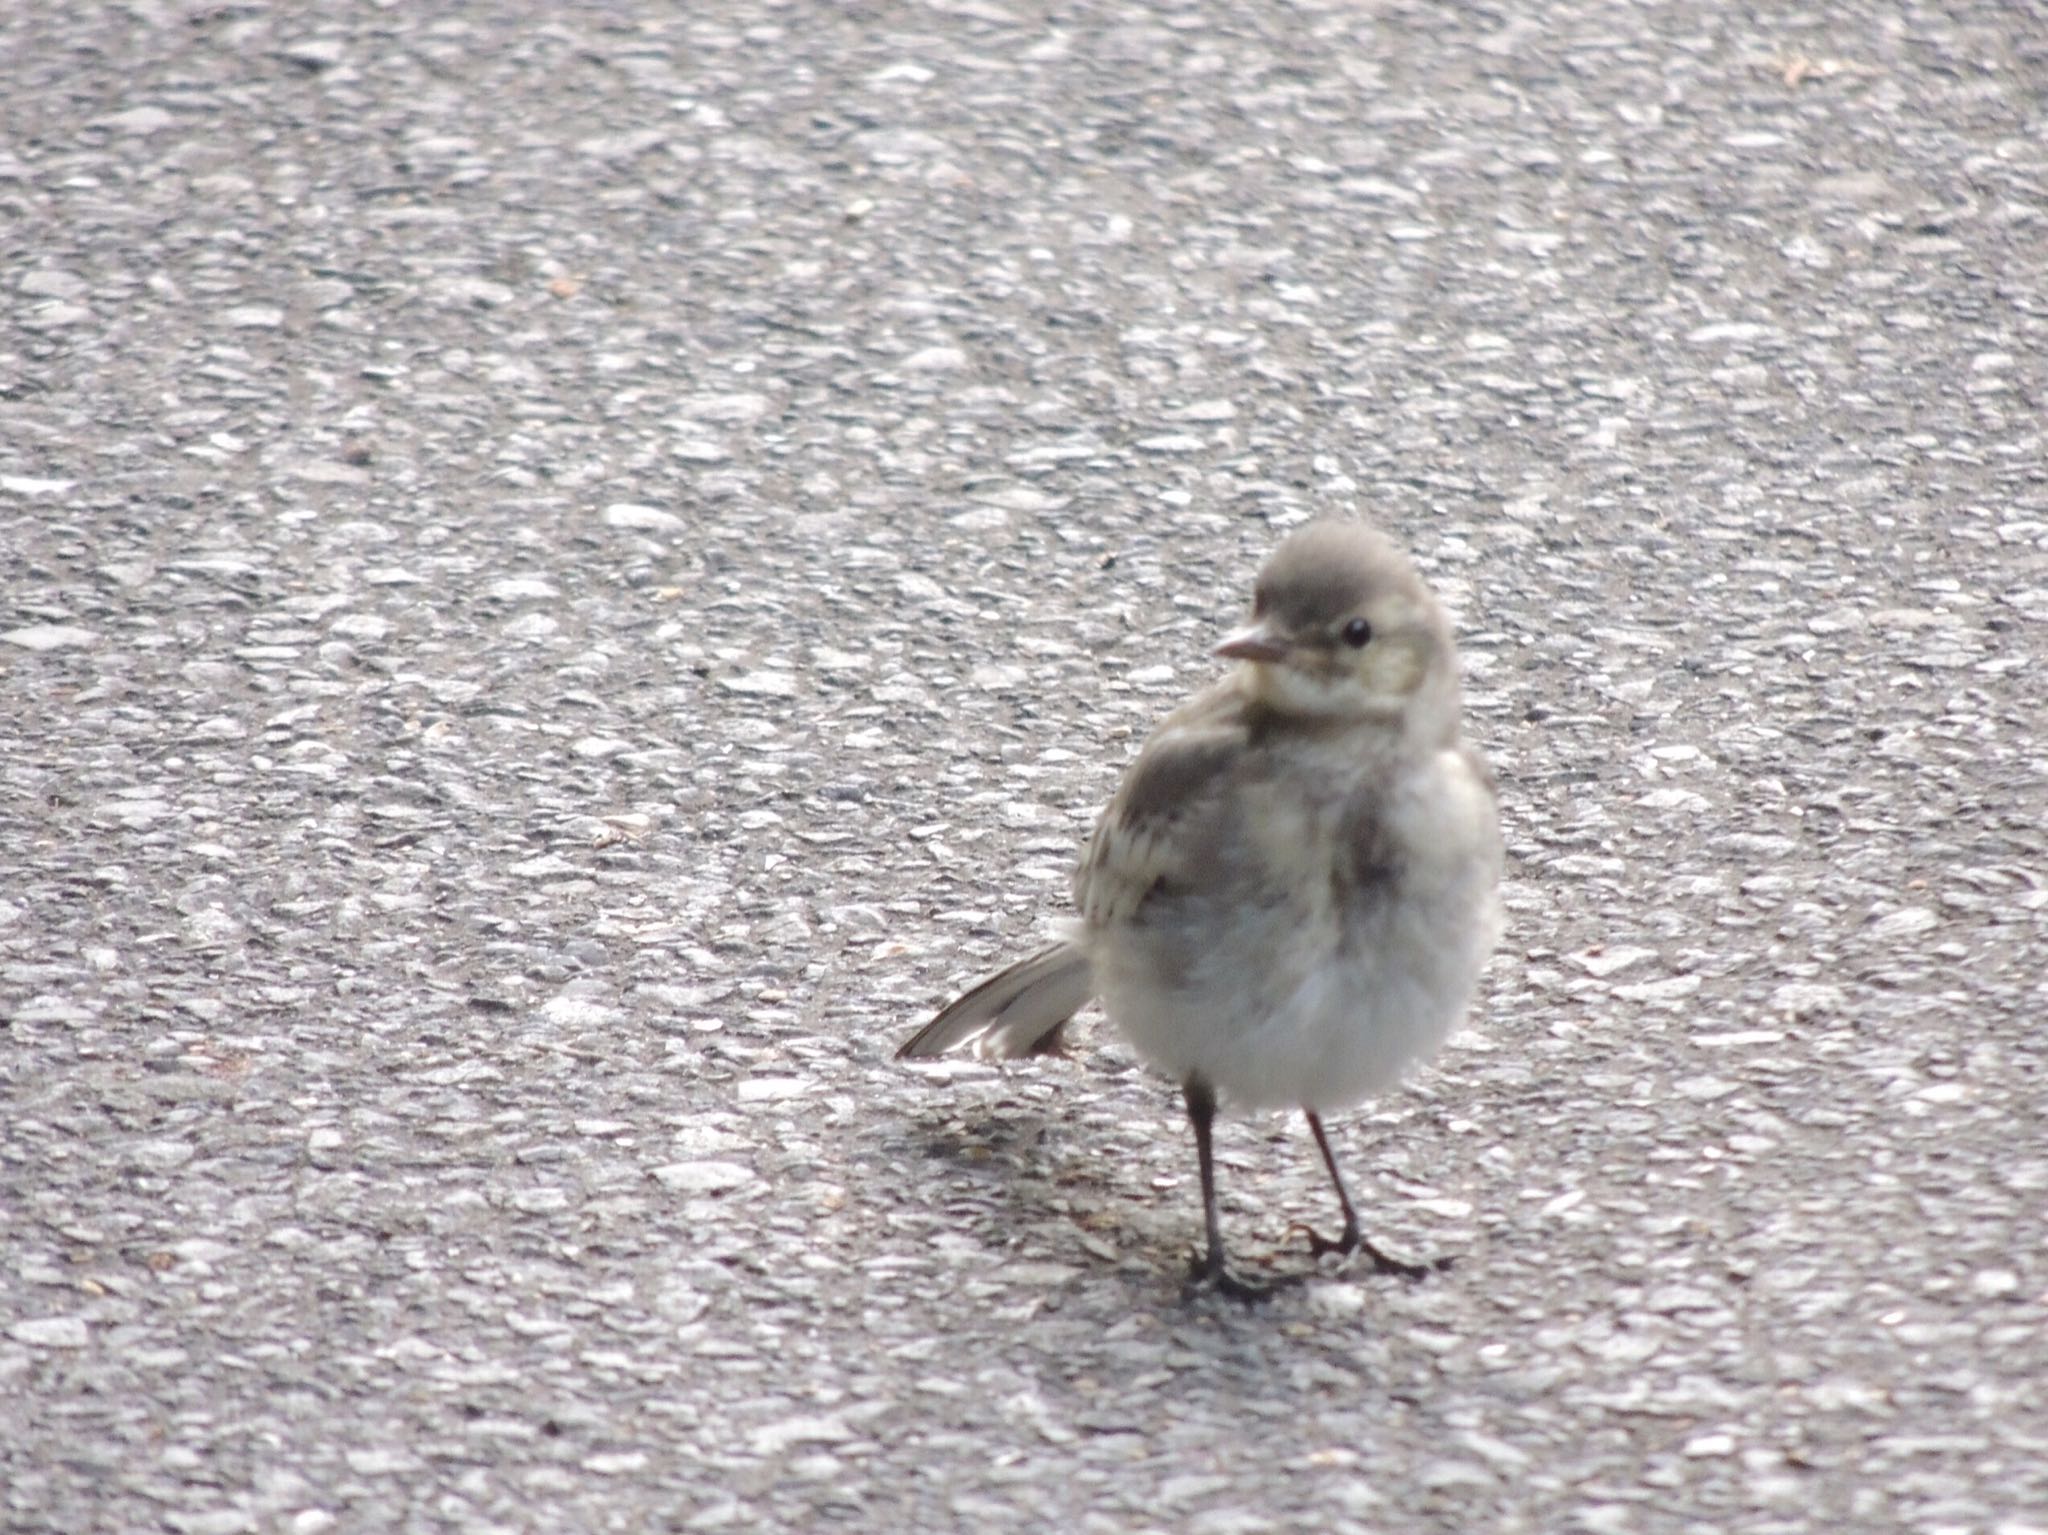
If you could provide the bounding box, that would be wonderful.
[899,522,1502,1298]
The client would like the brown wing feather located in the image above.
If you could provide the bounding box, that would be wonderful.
[1074,680,1252,929]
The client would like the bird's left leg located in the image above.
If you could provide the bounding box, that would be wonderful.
[1292,1111,1443,1279]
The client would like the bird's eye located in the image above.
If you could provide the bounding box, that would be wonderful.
[1340,617,1373,648]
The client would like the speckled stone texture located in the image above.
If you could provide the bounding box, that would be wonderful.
[2,2,2043,1531]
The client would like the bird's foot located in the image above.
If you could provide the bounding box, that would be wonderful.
[1183,1251,1297,1304]
[1288,1219,1352,1260]
[1287,1221,1449,1280]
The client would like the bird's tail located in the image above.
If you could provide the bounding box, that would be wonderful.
[897,942,1095,1061]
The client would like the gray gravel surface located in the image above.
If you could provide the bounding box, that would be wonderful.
[4,1,2046,1531]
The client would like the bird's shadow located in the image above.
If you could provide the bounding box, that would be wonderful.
[883,1099,1477,1431]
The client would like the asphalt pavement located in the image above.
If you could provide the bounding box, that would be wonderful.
[3,1,2044,1530]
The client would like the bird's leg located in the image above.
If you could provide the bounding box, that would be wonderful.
[1294,1110,1362,1257]
[1292,1111,1445,1279]
[1181,1077,1283,1302]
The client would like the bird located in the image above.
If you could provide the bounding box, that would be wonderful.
[898,521,1503,1299]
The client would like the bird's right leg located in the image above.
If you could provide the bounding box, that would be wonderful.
[1182,1076,1285,1302]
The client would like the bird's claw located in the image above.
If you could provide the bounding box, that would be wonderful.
[1183,1252,1297,1304]
[1286,1219,1350,1260]
[1287,1220,1445,1281]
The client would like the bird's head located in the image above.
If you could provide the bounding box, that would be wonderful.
[1215,521,1463,738]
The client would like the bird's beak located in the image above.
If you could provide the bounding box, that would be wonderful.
[1214,621,1290,664]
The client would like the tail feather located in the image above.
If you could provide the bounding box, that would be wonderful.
[898,942,1095,1061]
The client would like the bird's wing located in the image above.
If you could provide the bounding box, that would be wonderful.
[1074,686,1252,929]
